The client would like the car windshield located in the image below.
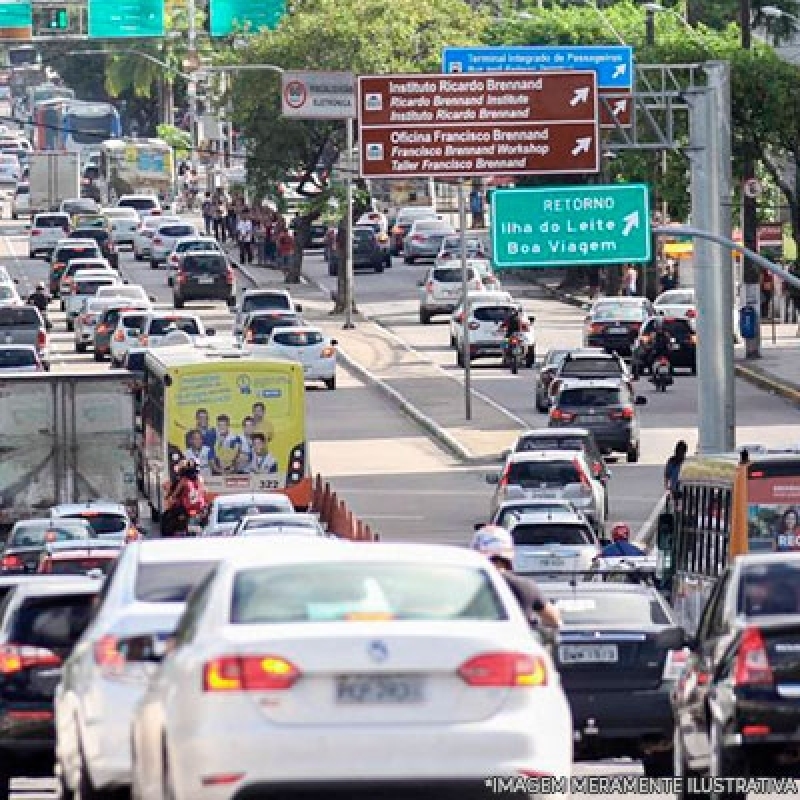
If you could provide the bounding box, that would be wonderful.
[248,315,299,336]
[434,267,473,283]
[179,240,219,253]
[230,563,505,623]
[0,307,39,327]
[159,225,195,237]
[560,358,622,376]
[243,294,291,312]
[272,331,324,347]
[135,561,219,602]
[60,512,126,536]
[738,563,800,615]
[511,524,593,547]
[657,291,694,305]
[149,318,201,336]
[120,197,157,211]
[558,387,622,407]
[8,523,90,547]
[473,305,513,323]
[549,591,670,626]
[75,280,115,295]
[217,504,291,524]
[507,460,581,487]
[0,348,36,367]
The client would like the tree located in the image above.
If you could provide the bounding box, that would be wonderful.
[229,0,487,305]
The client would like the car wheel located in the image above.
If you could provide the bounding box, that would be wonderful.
[641,751,672,777]
[626,443,640,463]
[174,296,185,309]
[66,319,74,332]
[419,310,431,325]
[134,250,142,261]
[535,396,548,413]
[691,363,697,375]
[525,348,536,368]
[324,377,336,391]
[375,262,384,273]
[167,276,173,287]
[709,721,747,800]
[404,255,413,264]
[150,260,159,270]
[456,350,465,367]
[0,765,11,800]
[11,212,16,220]
[75,342,87,353]
[93,349,105,362]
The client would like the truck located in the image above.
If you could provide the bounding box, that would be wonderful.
[28,151,81,212]
[0,372,139,532]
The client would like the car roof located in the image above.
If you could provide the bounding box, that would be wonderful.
[557,378,627,390]
[51,501,128,516]
[72,269,116,280]
[45,538,121,552]
[508,511,590,525]
[10,577,101,598]
[270,326,322,336]
[213,492,292,506]
[517,428,593,439]
[127,536,332,564]
[246,309,299,318]
[56,239,97,247]
[543,581,661,596]
[734,551,800,569]
[507,449,585,463]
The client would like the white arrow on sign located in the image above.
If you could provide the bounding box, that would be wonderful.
[570,87,590,106]
[612,64,627,79]
[622,211,640,237]
[612,99,628,116]
[571,137,592,156]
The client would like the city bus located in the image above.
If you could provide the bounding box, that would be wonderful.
[658,447,800,630]
[139,346,311,517]
[32,98,71,150]
[63,101,121,155]
[98,138,174,205]
[27,83,74,113]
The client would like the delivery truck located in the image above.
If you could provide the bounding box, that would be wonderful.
[28,150,80,212]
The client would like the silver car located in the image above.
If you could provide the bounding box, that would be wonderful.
[149,220,198,269]
[102,206,140,247]
[132,215,180,261]
[403,219,455,263]
[417,263,482,324]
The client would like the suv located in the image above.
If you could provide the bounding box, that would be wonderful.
[549,348,631,401]
[137,312,212,348]
[0,305,49,368]
[417,263,482,324]
[69,227,119,270]
[150,220,198,269]
[48,240,102,296]
[172,251,234,308]
[631,316,697,376]
[329,226,387,275]
[117,193,160,218]
[454,297,535,368]
[549,378,646,462]
[29,213,70,259]
[50,502,135,541]
[0,577,100,793]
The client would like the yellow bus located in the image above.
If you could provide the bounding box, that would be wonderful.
[139,346,311,517]
[659,448,800,629]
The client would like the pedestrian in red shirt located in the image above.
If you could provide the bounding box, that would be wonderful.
[277,227,295,271]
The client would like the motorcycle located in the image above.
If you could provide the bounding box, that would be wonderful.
[504,333,524,375]
[185,511,205,537]
[650,354,673,392]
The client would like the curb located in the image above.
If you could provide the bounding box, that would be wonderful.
[734,363,800,405]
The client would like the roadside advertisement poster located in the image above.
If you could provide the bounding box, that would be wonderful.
[167,368,294,493]
[748,476,800,552]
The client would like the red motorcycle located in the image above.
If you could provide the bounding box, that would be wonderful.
[504,334,524,375]
[650,354,673,392]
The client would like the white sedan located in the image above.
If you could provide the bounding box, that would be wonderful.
[653,288,696,321]
[102,206,140,247]
[251,326,337,390]
[130,542,572,800]
[133,215,181,261]
[0,282,21,306]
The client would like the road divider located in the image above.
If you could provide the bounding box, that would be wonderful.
[312,474,379,541]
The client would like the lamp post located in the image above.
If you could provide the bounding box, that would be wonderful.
[642,2,708,46]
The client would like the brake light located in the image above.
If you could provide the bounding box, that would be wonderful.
[610,406,634,420]
[0,644,61,674]
[588,323,604,334]
[203,655,300,691]
[458,652,548,687]
[690,334,697,344]
[93,635,126,671]
[0,554,21,570]
[113,329,125,342]
[412,234,425,242]
[138,334,149,345]
[244,330,253,342]
[550,409,576,423]
[320,346,335,358]
[153,237,163,245]
[454,312,464,324]
[663,648,689,681]
[468,321,480,330]
[686,308,697,318]
[36,329,46,348]
[426,280,434,292]
[31,229,40,236]
[226,267,234,285]
[734,627,773,686]
[53,262,65,273]
[641,334,653,345]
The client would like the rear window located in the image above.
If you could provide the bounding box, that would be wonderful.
[183,255,226,273]
[517,436,589,453]
[159,225,195,237]
[433,267,474,283]
[125,352,146,371]
[353,228,374,243]
[738,563,800,615]
[149,318,201,336]
[63,200,98,213]
[119,197,157,211]
[242,517,317,531]
[73,229,108,242]
[243,294,291,312]
[473,305,513,323]
[507,460,581,487]
[248,316,299,336]
[35,215,69,228]
[0,348,36,367]
[511,524,593,547]
[57,246,99,262]
[560,358,622,376]
[135,561,218,602]
[0,307,40,327]
[230,563,505,623]
[658,291,693,305]
[645,318,693,336]
[496,504,572,528]
[415,220,449,231]
[9,524,89,547]
[558,387,622,407]
[217,503,291,524]
[11,594,96,653]
[178,240,218,253]
[75,280,114,295]
[15,184,28,196]
[60,512,126,536]
[121,313,146,329]
[273,331,324,347]
[550,591,670,626]
[48,556,116,575]
[593,305,646,322]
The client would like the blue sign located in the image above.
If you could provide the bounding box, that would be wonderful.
[442,46,634,90]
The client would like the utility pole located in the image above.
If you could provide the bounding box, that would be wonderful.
[741,0,761,358]
[645,6,656,45]
[187,0,198,172]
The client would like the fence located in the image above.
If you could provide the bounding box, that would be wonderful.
[311,474,379,542]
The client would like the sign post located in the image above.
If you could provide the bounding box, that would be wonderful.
[490,184,652,270]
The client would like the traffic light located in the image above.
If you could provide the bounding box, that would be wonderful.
[48,8,68,29]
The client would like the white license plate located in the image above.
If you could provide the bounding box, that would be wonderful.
[607,326,628,334]
[336,674,425,704]
[197,277,214,284]
[531,557,566,569]
[559,644,618,664]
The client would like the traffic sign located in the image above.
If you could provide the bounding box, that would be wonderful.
[357,72,599,179]
[0,1,32,40]
[599,92,632,129]
[208,0,284,37]
[88,0,164,37]
[490,184,652,269]
[442,45,633,89]
[281,71,355,120]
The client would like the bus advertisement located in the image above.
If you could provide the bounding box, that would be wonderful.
[98,138,174,204]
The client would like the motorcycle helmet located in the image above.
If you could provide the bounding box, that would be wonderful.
[470,525,515,561]
[611,522,631,542]
[36,282,45,291]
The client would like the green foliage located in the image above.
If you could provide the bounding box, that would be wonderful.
[156,124,191,159]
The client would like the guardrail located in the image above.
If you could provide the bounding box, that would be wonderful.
[311,474,379,542]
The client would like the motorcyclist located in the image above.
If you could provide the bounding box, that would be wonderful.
[600,522,645,558]
[651,317,673,362]
[27,282,50,315]
[162,459,208,536]
[471,526,561,628]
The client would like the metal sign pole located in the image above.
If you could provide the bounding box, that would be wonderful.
[344,116,355,330]
[458,179,471,420]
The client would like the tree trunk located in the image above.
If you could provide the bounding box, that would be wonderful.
[285,216,309,284]
[332,216,356,315]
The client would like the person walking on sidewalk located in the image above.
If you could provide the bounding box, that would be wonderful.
[213,197,227,243]
[276,226,295,272]
[624,264,638,297]
[201,193,213,236]
[237,212,254,265]
[226,203,238,241]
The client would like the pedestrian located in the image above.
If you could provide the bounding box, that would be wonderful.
[659,263,677,293]
[201,193,213,236]
[253,218,265,265]
[588,266,600,299]
[264,215,277,262]
[237,211,254,265]
[624,264,638,297]
[276,226,295,272]
[226,203,238,241]
[664,440,689,498]
[761,270,774,319]
[469,187,485,228]
[213,197,227,243]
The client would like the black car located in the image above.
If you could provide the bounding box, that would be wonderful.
[241,310,303,345]
[631,316,697,376]
[583,298,653,357]
[0,577,100,794]
[673,554,800,790]
[328,226,387,275]
[540,580,687,776]
[172,251,234,308]
[0,519,95,574]
[69,227,119,271]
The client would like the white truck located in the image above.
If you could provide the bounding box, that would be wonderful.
[0,372,139,532]
[28,151,81,213]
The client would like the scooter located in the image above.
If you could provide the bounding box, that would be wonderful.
[505,334,524,375]
[650,354,673,392]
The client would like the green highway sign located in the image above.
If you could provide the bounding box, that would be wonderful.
[0,1,32,38]
[208,0,285,36]
[490,184,651,269]
[88,0,164,37]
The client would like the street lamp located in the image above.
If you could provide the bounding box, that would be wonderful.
[576,0,628,44]
[762,4,800,23]
[642,2,708,45]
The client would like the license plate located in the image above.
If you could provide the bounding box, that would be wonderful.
[607,326,628,334]
[336,674,425,704]
[197,277,214,284]
[532,557,566,569]
[559,644,618,664]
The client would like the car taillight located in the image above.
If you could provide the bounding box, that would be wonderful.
[0,644,61,674]
[663,648,690,681]
[169,254,179,263]
[244,330,253,342]
[0,554,21,570]
[31,229,40,236]
[177,270,187,285]
[468,321,480,330]
[426,280,434,292]
[36,329,46,348]
[588,323,605,334]
[320,345,336,358]
[550,409,576,423]
[113,329,125,342]
[54,262,65,273]
[226,267,234,284]
[153,237,163,245]
[454,312,464,324]
[93,635,126,672]
[609,406,634,420]
[690,334,697,344]
[734,627,773,686]
[641,334,653,344]
[138,334,149,345]
[411,234,425,242]
[203,655,300,691]
[686,308,697,318]
[458,652,548,687]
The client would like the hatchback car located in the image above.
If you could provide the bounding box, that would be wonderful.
[0,518,94,574]
[417,263,482,324]
[256,326,337,390]
[549,378,647,462]
[29,213,71,259]
[69,226,119,270]
[50,501,136,541]
[101,206,140,247]
[150,220,198,269]
[631,315,697,375]
[95,304,151,362]
[117,193,161,218]
[233,288,300,335]
[109,308,152,367]
[133,215,180,261]
[0,343,43,371]
[403,218,456,263]
[63,269,120,331]
[166,236,223,286]
[172,251,234,308]
[583,297,653,356]
[241,310,303,345]
[653,287,696,320]
[48,240,102,296]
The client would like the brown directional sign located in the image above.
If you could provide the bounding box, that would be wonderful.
[599,91,632,129]
[358,71,600,179]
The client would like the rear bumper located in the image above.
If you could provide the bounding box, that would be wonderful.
[586,335,636,356]
[588,426,636,453]
[175,285,233,301]
[421,300,458,315]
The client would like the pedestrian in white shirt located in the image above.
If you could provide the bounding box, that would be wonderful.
[237,213,254,265]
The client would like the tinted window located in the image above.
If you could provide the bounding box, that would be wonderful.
[353,229,374,243]
[434,267,474,283]
[63,200,98,213]
[125,352,146,371]
[560,358,622,376]
[592,305,646,322]
[121,314,146,329]
[48,556,116,575]
[75,280,114,295]
[248,316,299,336]
[178,241,219,253]
[273,331,324,346]
[496,504,573,528]
[0,348,36,367]
[35,215,69,228]
[550,591,670,626]
[160,225,195,237]
[230,563,505,623]
[242,517,317,531]
[507,461,581,487]
[738,563,800,616]
[217,504,290,524]
[60,512,126,536]
[11,594,96,654]
[57,246,99,262]
[559,388,622,407]
[517,436,588,453]
[183,255,226,273]
[511,524,593,547]
[149,318,201,336]
[657,291,693,305]
[9,524,89,547]
[243,294,291,312]
[0,307,40,327]
[474,306,513,323]
[119,197,157,211]
[15,184,28,196]
[134,561,219,602]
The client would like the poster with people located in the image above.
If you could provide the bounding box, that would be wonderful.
[167,368,295,493]
[748,475,800,552]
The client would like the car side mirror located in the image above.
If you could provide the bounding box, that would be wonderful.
[485,473,500,485]
[330,339,338,346]
[528,315,536,324]
[123,279,129,284]
[295,303,302,311]
[149,296,156,303]
[473,522,488,531]
[635,395,647,405]
[206,328,216,336]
